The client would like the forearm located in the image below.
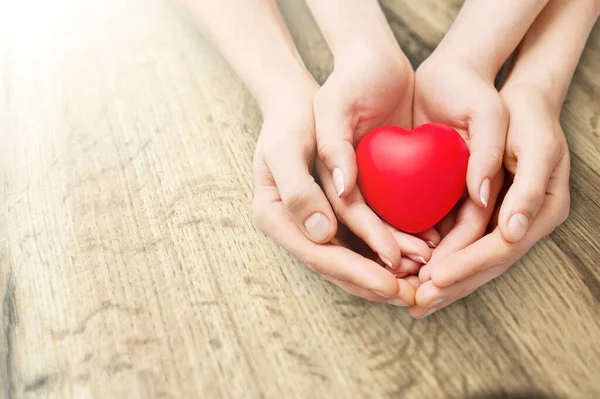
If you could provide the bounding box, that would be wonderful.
[502,0,600,110]
[435,0,549,79]
[176,0,315,112]
[304,0,402,60]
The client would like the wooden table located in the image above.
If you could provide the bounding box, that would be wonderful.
[1,1,599,398]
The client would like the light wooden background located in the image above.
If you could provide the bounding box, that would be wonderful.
[1,0,599,398]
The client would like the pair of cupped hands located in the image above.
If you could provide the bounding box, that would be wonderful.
[252,43,570,317]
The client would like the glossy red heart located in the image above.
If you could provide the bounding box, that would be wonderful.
[356,123,469,233]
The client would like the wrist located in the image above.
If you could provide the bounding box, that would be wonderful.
[431,43,501,82]
[255,67,318,117]
[431,0,551,82]
[259,74,319,120]
[500,82,561,116]
[307,0,403,64]
[499,0,599,114]
[336,36,406,64]
[333,39,412,83]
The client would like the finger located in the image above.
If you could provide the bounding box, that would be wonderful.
[466,95,508,208]
[430,156,569,288]
[384,222,432,263]
[412,263,509,316]
[416,228,442,248]
[254,191,399,297]
[385,257,422,276]
[264,145,337,244]
[321,275,389,303]
[430,230,511,288]
[318,160,402,269]
[435,210,457,238]
[395,278,417,306]
[398,258,422,275]
[419,173,503,283]
[322,274,415,307]
[430,193,567,288]
[313,94,357,198]
[498,140,562,242]
[404,275,421,289]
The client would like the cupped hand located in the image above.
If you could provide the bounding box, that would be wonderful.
[414,56,508,208]
[409,85,571,318]
[314,46,438,269]
[401,55,510,317]
[253,83,336,245]
[251,82,423,305]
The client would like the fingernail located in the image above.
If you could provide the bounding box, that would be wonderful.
[408,255,427,264]
[424,308,437,318]
[333,167,345,197]
[508,213,529,241]
[427,241,437,248]
[304,213,330,242]
[379,254,395,269]
[388,298,408,307]
[429,297,445,308]
[373,290,391,298]
[480,177,490,208]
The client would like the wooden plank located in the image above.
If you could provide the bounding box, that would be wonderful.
[0,0,598,398]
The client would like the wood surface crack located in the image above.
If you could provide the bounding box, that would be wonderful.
[64,139,153,195]
[477,317,535,385]
[2,270,17,399]
[50,301,142,340]
[23,372,58,393]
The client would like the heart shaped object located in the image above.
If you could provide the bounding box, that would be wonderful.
[356,123,469,233]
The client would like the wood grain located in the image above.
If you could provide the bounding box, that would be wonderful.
[1,0,599,398]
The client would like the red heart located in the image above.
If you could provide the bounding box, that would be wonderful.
[356,123,469,233]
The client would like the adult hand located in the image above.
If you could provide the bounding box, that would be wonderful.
[404,0,548,291]
[409,85,570,318]
[408,0,598,317]
[252,84,418,305]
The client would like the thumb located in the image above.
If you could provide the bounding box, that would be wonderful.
[264,145,338,244]
[313,94,357,198]
[498,143,560,242]
[466,96,508,208]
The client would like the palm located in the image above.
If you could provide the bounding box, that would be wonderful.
[317,55,414,143]
[414,60,502,147]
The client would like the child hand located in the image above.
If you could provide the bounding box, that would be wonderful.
[314,48,437,269]
[414,56,507,209]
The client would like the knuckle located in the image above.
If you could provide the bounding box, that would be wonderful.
[299,253,320,274]
[282,187,311,216]
[317,139,353,167]
[317,139,335,162]
[486,146,505,169]
[517,183,546,208]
